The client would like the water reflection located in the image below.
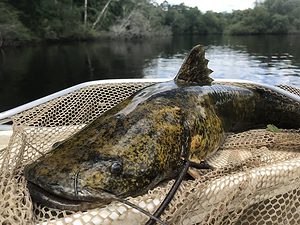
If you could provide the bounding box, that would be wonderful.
[0,35,299,112]
[207,45,300,85]
[143,37,300,86]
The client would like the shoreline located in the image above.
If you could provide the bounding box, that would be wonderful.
[2,32,300,49]
[0,30,174,48]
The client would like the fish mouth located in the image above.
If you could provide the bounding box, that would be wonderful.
[27,181,115,211]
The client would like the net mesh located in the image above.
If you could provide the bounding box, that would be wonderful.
[0,81,299,225]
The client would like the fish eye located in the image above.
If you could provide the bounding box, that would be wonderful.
[110,162,123,175]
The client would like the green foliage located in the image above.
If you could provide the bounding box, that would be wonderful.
[163,5,224,34]
[226,0,300,35]
[109,1,171,39]
[0,1,33,45]
[266,124,281,133]
[202,11,225,34]
[36,0,83,40]
[270,14,289,33]
[1,0,300,45]
[226,7,271,34]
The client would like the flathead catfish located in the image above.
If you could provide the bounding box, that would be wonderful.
[24,45,300,211]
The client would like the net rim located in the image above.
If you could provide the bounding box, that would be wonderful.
[1,78,299,124]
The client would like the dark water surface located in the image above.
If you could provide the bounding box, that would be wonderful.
[1,35,300,112]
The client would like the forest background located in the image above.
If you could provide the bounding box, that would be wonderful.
[1,0,300,46]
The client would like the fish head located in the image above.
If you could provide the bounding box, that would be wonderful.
[24,108,182,210]
[24,150,125,209]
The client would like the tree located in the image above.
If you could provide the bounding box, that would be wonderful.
[84,0,88,28]
[270,14,289,33]
[92,0,113,29]
[0,1,32,45]
[2,0,300,43]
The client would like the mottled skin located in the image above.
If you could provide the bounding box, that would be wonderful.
[25,81,300,210]
[175,45,213,85]
[24,45,300,211]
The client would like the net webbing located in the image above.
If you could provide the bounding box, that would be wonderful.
[0,81,299,225]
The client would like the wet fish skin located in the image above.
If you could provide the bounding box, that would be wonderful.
[25,81,298,210]
[24,45,300,210]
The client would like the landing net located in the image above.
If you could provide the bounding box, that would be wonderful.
[0,80,299,225]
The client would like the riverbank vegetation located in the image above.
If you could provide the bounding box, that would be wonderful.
[1,0,300,46]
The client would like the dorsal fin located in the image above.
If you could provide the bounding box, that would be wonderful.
[175,45,213,85]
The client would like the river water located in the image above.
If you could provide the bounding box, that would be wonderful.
[0,35,300,112]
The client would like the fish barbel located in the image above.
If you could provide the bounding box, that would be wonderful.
[24,45,300,211]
